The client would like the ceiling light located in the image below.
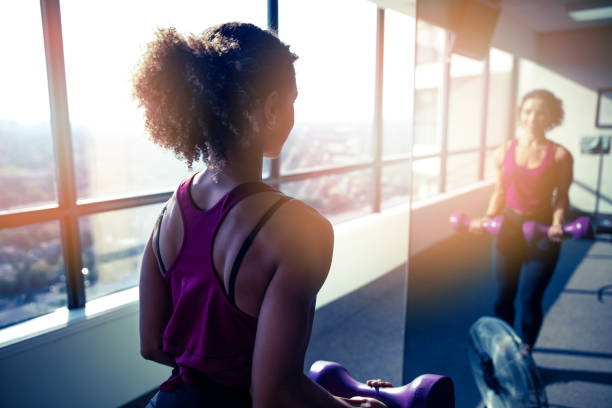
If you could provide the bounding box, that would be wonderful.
[566,1,612,21]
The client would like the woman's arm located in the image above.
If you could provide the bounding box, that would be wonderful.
[470,143,508,232]
[250,203,386,408]
[548,146,573,242]
[139,231,175,367]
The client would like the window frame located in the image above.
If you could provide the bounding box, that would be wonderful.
[0,1,517,321]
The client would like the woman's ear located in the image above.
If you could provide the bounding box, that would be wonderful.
[263,90,280,128]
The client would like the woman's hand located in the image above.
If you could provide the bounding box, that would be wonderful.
[343,396,388,408]
[366,379,393,388]
[547,223,564,242]
[469,217,490,234]
[338,379,392,407]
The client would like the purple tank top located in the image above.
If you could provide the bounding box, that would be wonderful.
[502,139,556,214]
[159,173,279,392]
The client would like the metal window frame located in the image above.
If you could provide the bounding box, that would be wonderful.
[373,7,385,213]
[479,53,491,180]
[509,55,519,143]
[39,0,84,308]
[438,31,452,193]
[268,0,280,189]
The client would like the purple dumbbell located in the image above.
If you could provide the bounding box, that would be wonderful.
[308,360,454,408]
[449,212,504,236]
[522,216,590,244]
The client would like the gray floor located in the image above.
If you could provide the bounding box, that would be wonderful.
[534,240,612,408]
[305,235,612,408]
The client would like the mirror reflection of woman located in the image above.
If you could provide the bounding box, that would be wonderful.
[470,89,573,351]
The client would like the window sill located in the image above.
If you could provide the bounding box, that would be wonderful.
[0,287,139,358]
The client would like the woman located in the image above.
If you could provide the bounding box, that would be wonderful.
[470,89,573,350]
[135,23,387,407]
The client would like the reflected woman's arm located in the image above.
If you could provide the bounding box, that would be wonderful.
[470,143,508,233]
[549,146,573,242]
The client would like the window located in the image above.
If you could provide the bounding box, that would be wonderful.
[416,20,445,66]
[413,88,441,155]
[80,204,164,301]
[447,55,485,152]
[446,152,480,191]
[413,20,445,156]
[60,0,266,200]
[0,0,269,328]
[382,162,411,209]
[0,1,57,212]
[279,0,377,174]
[382,9,416,158]
[487,48,514,147]
[0,222,65,328]
[281,169,375,224]
[413,157,440,200]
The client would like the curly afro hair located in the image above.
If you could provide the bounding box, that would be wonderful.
[519,89,564,131]
[132,22,297,169]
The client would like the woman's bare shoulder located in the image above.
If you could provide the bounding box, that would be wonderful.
[155,189,185,269]
[551,142,572,163]
[494,139,513,165]
[266,197,334,292]
[259,197,334,272]
[275,198,333,246]
[161,189,182,230]
[220,192,333,272]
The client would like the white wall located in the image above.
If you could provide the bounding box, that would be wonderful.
[534,27,612,214]
[0,182,494,407]
[538,27,612,92]
[0,304,168,408]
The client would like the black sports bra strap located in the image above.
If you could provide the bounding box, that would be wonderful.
[153,206,168,276]
[228,196,290,305]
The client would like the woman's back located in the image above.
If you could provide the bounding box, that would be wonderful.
[154,171,287,388]
[155,170,335,387]
[158,171,289,318]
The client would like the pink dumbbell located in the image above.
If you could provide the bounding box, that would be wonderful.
[449,212,504,236]
[522,216,590,244]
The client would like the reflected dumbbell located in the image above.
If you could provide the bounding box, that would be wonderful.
[308,360,455,408]
[449,212,504,236]
[522,216,591,244]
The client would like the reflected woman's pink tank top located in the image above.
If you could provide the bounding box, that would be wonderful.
[502,139,556,214]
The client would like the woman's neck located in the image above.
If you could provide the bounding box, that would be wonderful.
[213,147,264,185]
[519,129,547,147]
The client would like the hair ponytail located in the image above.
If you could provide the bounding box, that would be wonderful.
[133,23,297,169]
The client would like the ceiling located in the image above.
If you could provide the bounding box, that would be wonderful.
[499,0,612,33]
